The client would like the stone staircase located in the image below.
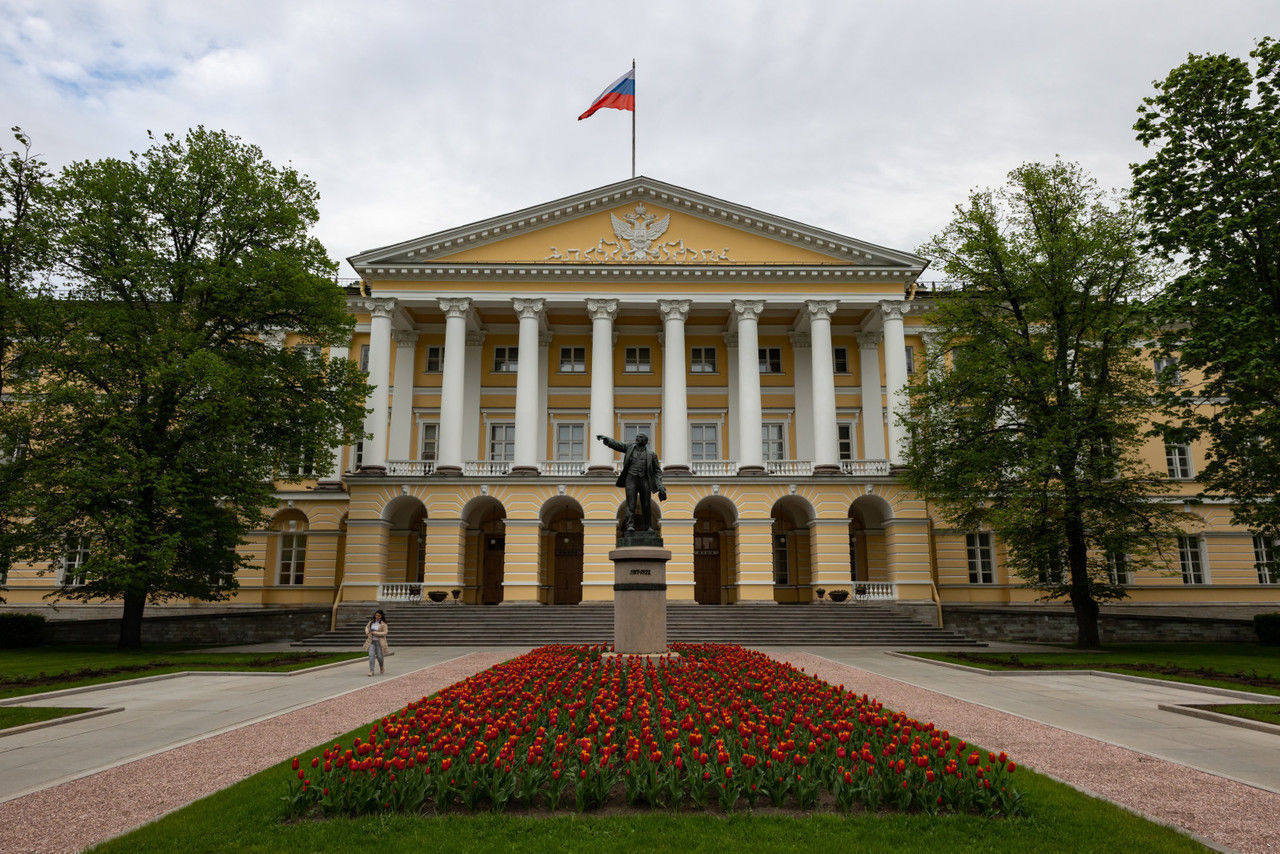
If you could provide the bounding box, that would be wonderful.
[295,603,983,648]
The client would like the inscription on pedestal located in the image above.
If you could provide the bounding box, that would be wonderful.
[609,545,673,654]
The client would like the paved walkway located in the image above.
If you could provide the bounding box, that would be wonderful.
[793,647,1280,794]
[0,647,500,802]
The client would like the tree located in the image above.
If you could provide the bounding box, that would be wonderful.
[0,128,55,597]
[904,160,1190,649]
[1132,38,1280,542]
[12,128,368,647]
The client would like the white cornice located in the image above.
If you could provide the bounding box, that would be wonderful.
[352,263,920,284]
[349,176,929,274]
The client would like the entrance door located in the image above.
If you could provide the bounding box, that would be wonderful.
[553,531,584,605]
[693,532,721,605]
[482,534,505,604]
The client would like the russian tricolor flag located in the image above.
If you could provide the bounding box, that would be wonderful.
[578,69,635,120]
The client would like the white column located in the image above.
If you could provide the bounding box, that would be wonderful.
[389,330,417,462]
[724,331,738,461]
[857,331,886,460]
[659,299,691,473]
[732,299,765,474]
[362,298,396,472]
[789,331,813,461]
[880,300,910,465]
[587,298,618,475]
[511,297,545,475]
[921,329,943,381]
[462,329,484,466]
[537,331,551,467]
[321,344,348,485]
[436,298,472,476]
[807,300,840,474]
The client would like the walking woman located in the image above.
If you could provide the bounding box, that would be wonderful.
[364,609,389,676]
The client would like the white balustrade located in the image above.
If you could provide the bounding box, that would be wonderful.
[386,460,436,477]
[539,460,588,476]
[378,583,423,602]
[463,460,512,477]
[764,459,813,476]
[840,460,891,476]
[853,581,897,601]
[690,460,738,477]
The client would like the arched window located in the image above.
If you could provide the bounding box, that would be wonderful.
[273,510,309,585]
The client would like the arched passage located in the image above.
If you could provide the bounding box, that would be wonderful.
[849,495,892,584]
[382,495,428,585]
[771,496,815,603]
[540,496,584,605]
[692,496,737,605]
[462,496,507,605]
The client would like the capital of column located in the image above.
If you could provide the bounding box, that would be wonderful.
[731,299,765,323]
[538,331,552,347]
[805,299,839,321]
[920,329,942,349]
[879,300,911,322]
[856,331,883,349]
[585,298,618,321]
[723,332,738,347]
[438,297,472,319]
[512,297,545,320]
[789,330,811,348]
[658,298,691,322]
[392,329,418,346]
[363,297,398,320]
[465,329,486,346]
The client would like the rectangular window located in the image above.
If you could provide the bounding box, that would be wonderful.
[424,346,443,373]
[59,537,90,587]
[622,422,654,445]
[1254,535,1278,584]
[489,423,516,461]
[904,346,916,375]
[420,423,438,461]
[555,423,586,460]
[282,448,314,479]
[1178,535,1205,584]
[1106,551,1130,586]
[559,347,586,373]
[833,347,850,374]
[772,533,790,585]
[966,532,995,584]
[278,533,306,585]
[359,344,370,373]
[493,346,519,373]
[296,344,319,363]
[352,441,364,471]
[690,423,719,461]
[837,423,854,461]
[1,429,28,464]
[1165,443,1193,479]
[758,347,782,374]
[762,423,786,461]
[624,347,651,373]
[690,346,717,373]
[1154,355,1182,384]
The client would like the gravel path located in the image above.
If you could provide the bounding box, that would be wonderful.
[774,650,1280,854]
[0,650,516,854]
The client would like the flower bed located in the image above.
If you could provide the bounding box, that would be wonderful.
[285,644,1022,817]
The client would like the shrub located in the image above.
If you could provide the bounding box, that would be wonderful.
[0,612,47,648]
[1255,613,1280,646]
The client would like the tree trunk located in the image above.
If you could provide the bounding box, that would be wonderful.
[1065,513,1101,649]
[119,588,146,649]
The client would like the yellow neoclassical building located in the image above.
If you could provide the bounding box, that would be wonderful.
[6,176,1279,615]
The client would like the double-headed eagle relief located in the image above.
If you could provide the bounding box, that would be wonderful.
[544,203,733,264]
[610,203,670,261]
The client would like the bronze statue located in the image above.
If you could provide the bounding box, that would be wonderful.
[596,432,667,533]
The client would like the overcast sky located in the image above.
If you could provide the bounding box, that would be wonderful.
[2,1,1275,276]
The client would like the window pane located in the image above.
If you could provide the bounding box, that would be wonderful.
[420,424,438,461]
[837,424,854,460]
[833,347,849,373]
[761,424,785,461]
[425,347,442,372]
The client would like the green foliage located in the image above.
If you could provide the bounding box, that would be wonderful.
[1254,613,1280,646]
[5,127,369,646]
[0,611,46,647]
[1132,38,1280,539]
[907,160,1190,648]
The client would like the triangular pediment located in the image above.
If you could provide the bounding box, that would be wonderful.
[349,177,926,274]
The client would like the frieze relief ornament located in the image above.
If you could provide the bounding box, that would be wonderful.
[545,203,734,264]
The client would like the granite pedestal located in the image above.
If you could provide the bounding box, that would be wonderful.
[608,543,674,655]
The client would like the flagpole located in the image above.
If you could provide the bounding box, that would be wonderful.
[631,58,636,178]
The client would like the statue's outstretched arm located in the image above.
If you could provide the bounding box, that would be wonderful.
[596,434,626,452]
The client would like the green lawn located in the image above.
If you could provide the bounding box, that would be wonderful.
[92,718,1207,854]
[1201,703,1280,727]
[0,646,365,700]
[0,705,93,729]
[907,643,1280,696]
